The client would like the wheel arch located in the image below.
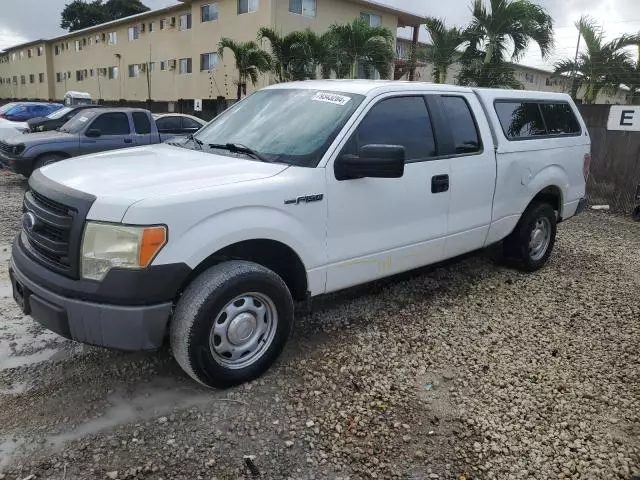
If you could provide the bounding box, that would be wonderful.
[530,184,563,218]
[178,238,309,302]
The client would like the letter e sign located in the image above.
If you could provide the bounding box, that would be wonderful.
[607,106,640,131]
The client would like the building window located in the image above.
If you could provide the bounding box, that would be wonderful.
[149,21,155,32]
[20,75,26,85]
[39,73,45,83]
[128,64,140,77]
[128,25,139,41]
[148,62,156,72]
[95,34,101,44]
[179,57,192,74]
[76,70,84,81]
[37,46,44,56]
[107,32,117,45]
[12,76,17,84]
[360,12,381,26]
[56,72,62,83]
[200,52,219,71]
[108,66,118,79]
[11,53,16,61]
[160,60,168,71]
[83,38,87,46]
[201,3,219,22]
[75,40,82,52]
[289,0,316,17]
[28,74,35,84]
[19,51,24,59]
[27,49,32,58]
[160,18,167,29]
[179,13,192,30]
[238,0,258,14]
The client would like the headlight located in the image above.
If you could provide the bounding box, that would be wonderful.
[81,222,167,281]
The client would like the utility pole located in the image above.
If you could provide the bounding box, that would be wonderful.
[146,44,152,103]
[570,26,582,99]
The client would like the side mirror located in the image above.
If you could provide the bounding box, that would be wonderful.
[334,144,405,181]
[86,128,101,138]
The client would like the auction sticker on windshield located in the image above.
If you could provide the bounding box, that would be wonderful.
[77,116,89,122]
[311,92,351,106]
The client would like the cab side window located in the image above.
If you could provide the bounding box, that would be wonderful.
[343,96,437,162]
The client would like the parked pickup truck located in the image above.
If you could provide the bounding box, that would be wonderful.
[0,108,163,177]
[9,80,590,388]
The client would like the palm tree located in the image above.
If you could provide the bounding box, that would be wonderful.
[458,0,554,88]
[554,17,640,104]
[422,17,466,83]
[217,38,271,100]
[323,19,395,79]
[258,27,311,82]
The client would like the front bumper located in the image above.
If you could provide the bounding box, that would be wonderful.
[0,151,32,176]
[10,236,191,351]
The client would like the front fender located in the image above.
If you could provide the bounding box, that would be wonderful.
[151,205,327,294]
[24,142,77,159]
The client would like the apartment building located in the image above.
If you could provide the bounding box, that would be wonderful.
[395,37,630,104]
[0,40,53,100]
[0,0,423,102]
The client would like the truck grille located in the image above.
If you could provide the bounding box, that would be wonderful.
[0,141,12,154]
[22,190,75,275]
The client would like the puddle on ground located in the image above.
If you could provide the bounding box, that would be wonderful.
[0,313,70,371]
[48,379,227,449]
[0,285,12,298]
[0,436,26,468]
[0,381,30,395]
[1,378,237,467]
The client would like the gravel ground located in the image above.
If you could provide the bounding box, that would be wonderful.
[0,168,638,479]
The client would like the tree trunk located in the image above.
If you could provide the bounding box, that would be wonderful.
[484,41,494,66]
[237,76,242,101]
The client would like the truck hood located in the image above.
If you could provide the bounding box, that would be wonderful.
[39,144,289,218]
[6,130,76,145]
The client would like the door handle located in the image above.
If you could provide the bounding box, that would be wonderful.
[124,138,133,144]
[431,174,449,193]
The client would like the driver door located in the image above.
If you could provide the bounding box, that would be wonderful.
[324,94,451,293]
[80,112,134,155]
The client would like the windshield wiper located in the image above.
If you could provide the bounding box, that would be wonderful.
[208,143,270,163]
[188,134,203,150]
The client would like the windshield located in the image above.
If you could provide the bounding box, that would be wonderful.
[193,89,364,167]
[47,106,73,120]
[0,103,17,114]
[59,110,99,133]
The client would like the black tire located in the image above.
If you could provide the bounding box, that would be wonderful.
[504,202,557,272]
[170,260,294,389]
[33,154,66,172]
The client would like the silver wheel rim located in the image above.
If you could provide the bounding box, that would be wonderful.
[209,292,278,369]
[529,216,551,261]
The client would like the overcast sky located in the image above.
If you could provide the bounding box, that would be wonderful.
[1,0,639,70]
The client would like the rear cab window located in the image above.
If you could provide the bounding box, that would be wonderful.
[439,95,482,154]
[495,100,581,140]
[132,112,152,134]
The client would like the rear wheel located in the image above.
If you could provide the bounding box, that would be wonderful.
[504,202,557,271]
[170,260,294,388]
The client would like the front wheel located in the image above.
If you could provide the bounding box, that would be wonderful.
[504,202,557,271]
[170,260,294,388]
[33,154,66,172]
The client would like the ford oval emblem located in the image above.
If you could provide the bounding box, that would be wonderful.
[22,212,37,232]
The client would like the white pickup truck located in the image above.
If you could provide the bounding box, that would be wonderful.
[9,80,590,388]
